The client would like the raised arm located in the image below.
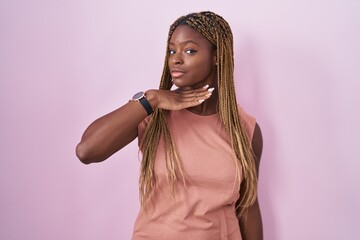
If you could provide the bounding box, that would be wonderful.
[75,99,148,164]
[239,123,264,240]
[75,86,213,164]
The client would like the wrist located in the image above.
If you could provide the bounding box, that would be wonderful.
[145,90,159,109]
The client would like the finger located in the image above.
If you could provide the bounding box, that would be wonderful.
[182,91,213,104]
[177,86,214,95]
[184,96,210,108]
[179,87,214,99]
[173,91,214,110]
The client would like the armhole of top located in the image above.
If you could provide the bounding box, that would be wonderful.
[237,105,257,142]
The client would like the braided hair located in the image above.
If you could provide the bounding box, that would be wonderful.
[139,11,257,217]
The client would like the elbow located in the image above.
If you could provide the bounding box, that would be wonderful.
[75,142,93,164]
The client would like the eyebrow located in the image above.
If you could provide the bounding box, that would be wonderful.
[169,40,200,46]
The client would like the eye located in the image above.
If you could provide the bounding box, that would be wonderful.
[185,49,197,54]
[169,49,176,55]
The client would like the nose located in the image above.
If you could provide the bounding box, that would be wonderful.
[171,53,183,65]
[174,58,183,65]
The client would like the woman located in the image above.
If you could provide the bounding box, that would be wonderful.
[76,11,263,240]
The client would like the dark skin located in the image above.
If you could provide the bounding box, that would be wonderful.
[240,123,263,240]
[76,25,263,239]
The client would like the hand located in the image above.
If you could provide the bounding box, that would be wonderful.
[146,85,214,111]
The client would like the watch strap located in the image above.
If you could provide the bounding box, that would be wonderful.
[139,95,154,115]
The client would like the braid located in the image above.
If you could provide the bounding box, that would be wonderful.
[139,11,258,217]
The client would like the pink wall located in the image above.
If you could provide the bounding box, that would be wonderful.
[1,0,359,239]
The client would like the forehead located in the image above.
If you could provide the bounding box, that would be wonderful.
[169,25,213,48]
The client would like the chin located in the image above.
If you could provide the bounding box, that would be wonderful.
[172,79,187,88]
[172,79,201,90]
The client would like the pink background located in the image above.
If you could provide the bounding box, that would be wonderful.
[1,0,359,239]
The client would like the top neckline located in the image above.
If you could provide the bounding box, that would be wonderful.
[182,108,219,118]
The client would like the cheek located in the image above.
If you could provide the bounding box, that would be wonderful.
[191,57,214,76]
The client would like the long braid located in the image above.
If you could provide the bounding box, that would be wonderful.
[139,11,257,217]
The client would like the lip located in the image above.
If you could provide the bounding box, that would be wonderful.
[171,68,186,78]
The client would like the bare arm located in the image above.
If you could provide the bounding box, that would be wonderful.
[75,100,147,164]
[239,123,264,240]
[75,86,213,164]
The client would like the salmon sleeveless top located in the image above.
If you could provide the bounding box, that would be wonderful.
[132,105,256,240]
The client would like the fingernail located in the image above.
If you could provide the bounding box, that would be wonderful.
[203,84,209,89]
[205,93,212,97]
[199,99,205,103]
[208,87,215,92]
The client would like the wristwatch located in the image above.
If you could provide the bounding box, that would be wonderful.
[131,91,154,115]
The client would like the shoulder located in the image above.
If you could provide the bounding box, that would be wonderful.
[237,105,256,142]
[237,105,263,167]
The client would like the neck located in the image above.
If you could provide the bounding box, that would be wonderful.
[187,89,218,115]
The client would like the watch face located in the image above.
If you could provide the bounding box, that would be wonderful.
[132,91,144,100]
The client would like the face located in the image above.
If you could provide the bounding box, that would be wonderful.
[168,25,217,89]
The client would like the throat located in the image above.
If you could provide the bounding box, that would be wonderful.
[187,92,218,116]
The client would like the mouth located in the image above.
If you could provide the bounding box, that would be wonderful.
[171,69,186,78]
